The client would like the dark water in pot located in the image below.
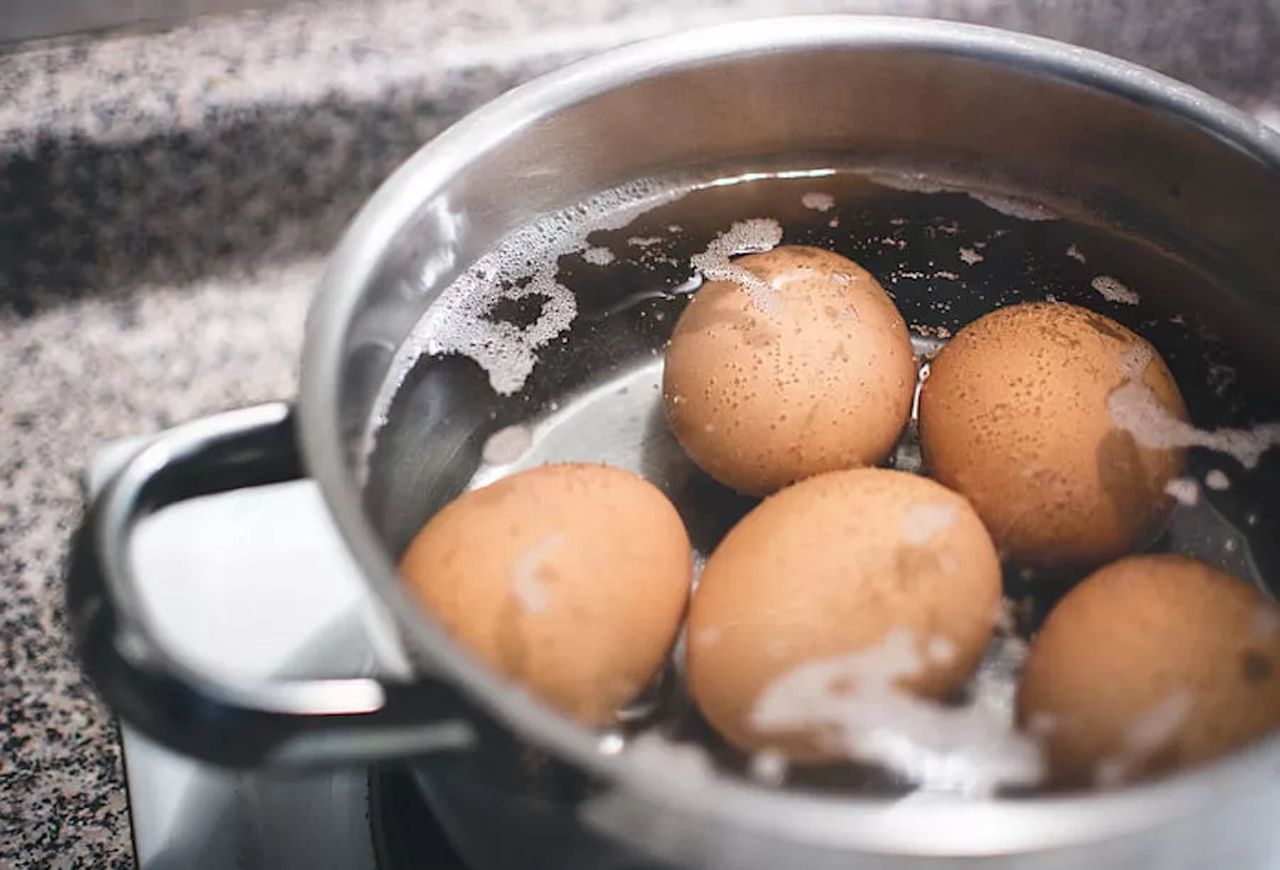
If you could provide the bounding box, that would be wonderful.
[364,162,1280,796]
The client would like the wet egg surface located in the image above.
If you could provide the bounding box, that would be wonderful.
[1018,554,1280,787]
[663,245,916,495]
[371,167,1280,797]
[686,468,1001,758]
[920,302,1188,569]
[399,462,692,725]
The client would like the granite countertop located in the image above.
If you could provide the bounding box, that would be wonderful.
[2,0,1278,865]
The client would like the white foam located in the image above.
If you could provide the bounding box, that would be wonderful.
[1066,244,1087,264]
[748,749,789,785]
[583,246,616,265]
[1117,342,1154,379]
[1109,348,1280,468]
[1204,469,1231,491]
[861,169,950,195]
[913,324,953,342]
[597,731,626,755]
[1164,477,1199,506]
[511,533,565,614]
[860,169,1058,221]
[994,597,1021,632]
[689,218,784,311]
[1128,691,1193,753]
[360,177,685,468]
[419,177,674,397]
[1094,691,1192,787]
[627,236,663,248]
[482,424,533,465]
[901,503,958,545]
[968,192,1058,222]
[969,632,1029,731]
[801,191,836,212]
[400,178,674,396]
[750,629,1043,796]
[1207,361,1237,397]
[926,636,957,665]
[1091,275,1140,305]
[625,732,716,781]
[958,247,984,265]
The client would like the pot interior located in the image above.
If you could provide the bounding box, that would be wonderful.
[312,19,1280,809]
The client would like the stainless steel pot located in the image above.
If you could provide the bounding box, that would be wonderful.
[70,16,1280,870]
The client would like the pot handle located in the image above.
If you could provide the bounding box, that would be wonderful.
[66,402,478,768]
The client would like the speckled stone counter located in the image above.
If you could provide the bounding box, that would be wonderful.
[2,0,1277,865]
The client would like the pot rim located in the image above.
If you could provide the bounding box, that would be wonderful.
[298,15,1280,856]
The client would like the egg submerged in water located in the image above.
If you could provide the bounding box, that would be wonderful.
[1018,554,1280,788]
[686,468,1002,759]
[663,245,917,495]
[919,301,1188,569]
[399,462,692,726]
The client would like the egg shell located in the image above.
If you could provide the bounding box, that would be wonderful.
[919,301,1187,568]
[686,467,1001,758]
[1018,554,1280,788]
[399,463,692,725]
[663,245,917,495]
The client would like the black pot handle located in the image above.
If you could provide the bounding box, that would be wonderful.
[67,402,478,769]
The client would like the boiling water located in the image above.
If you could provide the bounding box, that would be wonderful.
[365,165,1280,796]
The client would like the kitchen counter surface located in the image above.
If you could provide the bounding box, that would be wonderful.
[2,0,1278,865]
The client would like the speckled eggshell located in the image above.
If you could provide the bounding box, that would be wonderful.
[399,463,692,726]
[919,302,1187,568]
[1018,554,1280,788]
[663,245,917,495]
[686,467,1001,757]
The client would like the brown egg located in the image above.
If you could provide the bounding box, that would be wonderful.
[1018,554,1280,788]
[399,463,692,726]
[663,245,916,495]
[919,302,1187,568]
[686,468,1001,758]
